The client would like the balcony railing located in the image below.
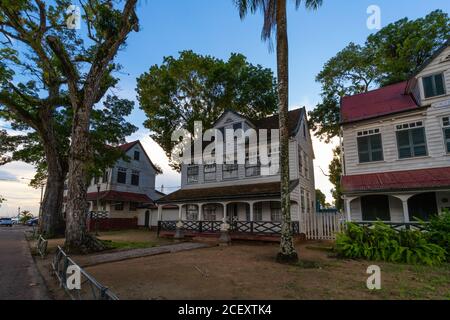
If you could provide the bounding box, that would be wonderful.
[157,220,300,236]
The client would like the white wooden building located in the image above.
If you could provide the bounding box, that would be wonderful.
[83,140,167,229]
[341,41,450,223]
[156,108,316,237]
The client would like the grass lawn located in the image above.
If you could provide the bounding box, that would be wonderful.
[84,241,450,300]
[30,229,173,254]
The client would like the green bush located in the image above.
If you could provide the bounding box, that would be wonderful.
[335,221,447,266]
[424,209,450,259]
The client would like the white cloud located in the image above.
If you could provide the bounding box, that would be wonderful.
[0,162,41,217]
[129,129,181,194]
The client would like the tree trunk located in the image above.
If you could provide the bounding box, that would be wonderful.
[64,100,104,253]
[39,160,66,238]
[37,107,67,238]
[276,0,298,264]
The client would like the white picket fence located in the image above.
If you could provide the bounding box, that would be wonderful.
[302,211,345,240]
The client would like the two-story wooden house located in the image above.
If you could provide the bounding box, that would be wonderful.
[83,140,165,229]
[340,41,450,223]
[156,108,316,238]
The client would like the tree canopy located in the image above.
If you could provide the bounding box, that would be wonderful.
[137,50,278,170]
[309,10,450,142]
[0,0,140,240]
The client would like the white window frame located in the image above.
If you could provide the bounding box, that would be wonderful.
[443,116,450,154]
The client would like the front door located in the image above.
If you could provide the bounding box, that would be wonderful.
[144,210,150,228]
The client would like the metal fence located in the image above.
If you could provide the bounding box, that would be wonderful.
[52,246,119,300]
[36,235,48,258]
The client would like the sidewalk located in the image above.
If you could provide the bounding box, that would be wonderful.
[78,242,211,267]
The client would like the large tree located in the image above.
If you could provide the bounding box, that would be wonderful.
[0,97,137,234]
[235,0,323,264]
[308,10,449,210]
[137,50,278,170]
[0,0,139,251]
[309,10,450,143]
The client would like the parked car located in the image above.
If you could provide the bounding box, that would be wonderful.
[26,218,39,226]
[11,217,19,225]
[0,217,13,227]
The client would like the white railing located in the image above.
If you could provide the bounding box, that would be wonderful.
[303,211,345,240]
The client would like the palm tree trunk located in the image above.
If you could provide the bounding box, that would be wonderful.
[276,0,298,263]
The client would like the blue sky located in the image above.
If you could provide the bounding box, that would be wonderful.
[0,0,449,215]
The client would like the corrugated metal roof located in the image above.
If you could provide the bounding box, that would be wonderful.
[340,81,420,124]
[342,167,450,193]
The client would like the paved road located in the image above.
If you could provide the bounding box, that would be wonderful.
[0,226,50,300]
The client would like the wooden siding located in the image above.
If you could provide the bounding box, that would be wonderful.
[343,103,450,176]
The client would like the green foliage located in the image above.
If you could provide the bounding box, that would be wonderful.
[137,51,278,170]
[315,189,330,209]
[308,10,450,142]
[19,210,34,224]
[328,147,342,210]
[424,209,450,259]
[336,222,447,266]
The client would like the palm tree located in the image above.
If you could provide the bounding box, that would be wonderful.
[234,0,323,263]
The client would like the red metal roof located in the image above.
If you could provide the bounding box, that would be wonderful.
[340,81,419,124]
[87,190,153,203]
[342,167,450,193]
[118,141,139,152]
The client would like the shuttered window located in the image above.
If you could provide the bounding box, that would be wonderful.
[396,122,427,159]
[357,132,383,163]
[423,73,445,98]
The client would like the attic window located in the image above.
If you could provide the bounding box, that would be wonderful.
[423,73,445,98]
[134,151,140,161]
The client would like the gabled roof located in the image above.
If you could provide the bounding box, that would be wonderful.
[340,81,420,125]
[157,180,299,204]
[341,167,450,194]
[213,108,305,137]
[117,140,161,174]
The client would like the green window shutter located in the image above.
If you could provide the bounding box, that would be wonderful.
[423,76,434,98]
[435,73,445,96]
[397,130,412,158]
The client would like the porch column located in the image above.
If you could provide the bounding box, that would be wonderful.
[344,197,357,222]
[198,203,203,221]
[402,200,410,223]
[157,205,162,221]
[222,203,228,222]
[249,202,254,221]
[394,195,413,223]
[178,205,183,221]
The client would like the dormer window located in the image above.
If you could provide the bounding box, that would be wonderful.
[134,150,140,161]
[423,73,445,98]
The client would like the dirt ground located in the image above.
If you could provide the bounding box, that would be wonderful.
[83,241,450,300]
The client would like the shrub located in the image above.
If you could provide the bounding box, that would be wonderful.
[424,209,450,259]
[335,221,447,266]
